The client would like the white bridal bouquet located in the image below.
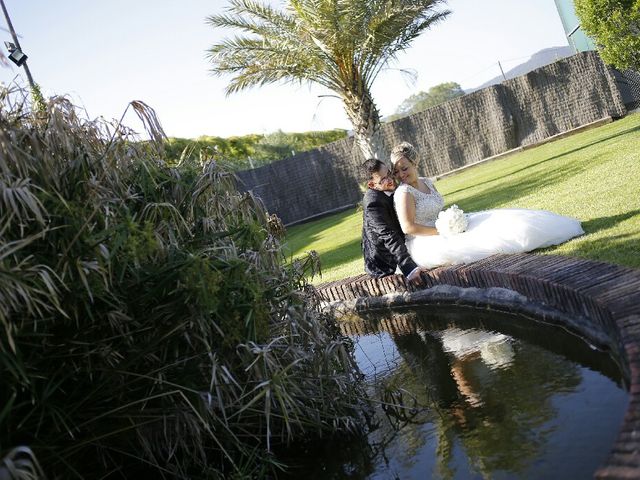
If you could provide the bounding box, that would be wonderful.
[435,205,468,237]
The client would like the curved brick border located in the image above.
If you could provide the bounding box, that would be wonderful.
[316,254,640,479]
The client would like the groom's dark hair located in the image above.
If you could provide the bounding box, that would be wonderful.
[361,158,386,180]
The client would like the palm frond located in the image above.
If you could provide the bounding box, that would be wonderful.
[207,0,451,159]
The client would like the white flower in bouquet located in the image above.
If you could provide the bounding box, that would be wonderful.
[435,205,468,237]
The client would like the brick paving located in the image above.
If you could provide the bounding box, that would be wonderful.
[316,254,640,479]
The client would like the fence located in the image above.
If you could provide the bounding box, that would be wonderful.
[612,68,640,111]
[236,51,626,225]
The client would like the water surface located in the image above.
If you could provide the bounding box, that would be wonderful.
[287,306,628,479]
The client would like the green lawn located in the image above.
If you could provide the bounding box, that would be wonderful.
[284,113,640,284]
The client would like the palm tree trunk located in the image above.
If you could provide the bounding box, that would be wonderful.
[342,87,385,161]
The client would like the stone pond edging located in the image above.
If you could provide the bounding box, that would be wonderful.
[315,253,640,479]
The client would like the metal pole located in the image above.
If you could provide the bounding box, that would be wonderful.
[498,61,507,82]
[0,0,36,89]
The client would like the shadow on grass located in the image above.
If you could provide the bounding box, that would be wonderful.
[313,237,362,273]
[581,209,640,234]
[451,160,587,212]
[444,123,640,198]
[535,209,640,268]
[283,207,360,255]
[566,232,640,269]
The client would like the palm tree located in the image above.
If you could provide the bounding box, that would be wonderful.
[207,0,450,160]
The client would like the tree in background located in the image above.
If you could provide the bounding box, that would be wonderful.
[385,81,464,122]
[256,128,347,162]
[165,128,346,169]
[574,0,640,71]
[207,0,450,160]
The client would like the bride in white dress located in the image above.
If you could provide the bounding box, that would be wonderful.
[390,142,584,269]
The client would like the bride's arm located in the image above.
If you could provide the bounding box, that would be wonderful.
[395,191,438,236]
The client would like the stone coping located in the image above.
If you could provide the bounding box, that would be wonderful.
[316,254,640,479]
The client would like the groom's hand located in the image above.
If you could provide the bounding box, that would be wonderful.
[406,267,424,285]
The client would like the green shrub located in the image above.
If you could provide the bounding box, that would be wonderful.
[0,89,365,478]
[165,129,347,170]
[575,0,640,71]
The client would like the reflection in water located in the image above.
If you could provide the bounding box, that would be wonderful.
[285,307,628,480]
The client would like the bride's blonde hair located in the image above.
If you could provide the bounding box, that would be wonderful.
[390,141,418,165]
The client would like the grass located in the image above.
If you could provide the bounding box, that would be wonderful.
[284,112,640,284]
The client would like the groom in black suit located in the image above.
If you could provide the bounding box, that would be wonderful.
[361,159,421,281]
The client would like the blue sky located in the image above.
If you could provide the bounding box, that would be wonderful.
[0,0,569,139]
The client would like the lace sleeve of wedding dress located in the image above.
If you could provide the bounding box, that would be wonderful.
[395,183,409,196]
[422,177,437,192]
[393,183,413,214]
[393,183,411,229]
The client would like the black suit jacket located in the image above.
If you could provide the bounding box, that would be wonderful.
[362,188,418,277]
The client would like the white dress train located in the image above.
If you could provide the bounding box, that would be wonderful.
[394,178,584,269]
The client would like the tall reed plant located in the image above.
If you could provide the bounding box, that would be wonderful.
[0,88,365,478]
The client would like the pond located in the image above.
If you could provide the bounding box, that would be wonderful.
[284,306,628,479]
